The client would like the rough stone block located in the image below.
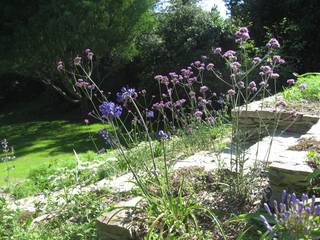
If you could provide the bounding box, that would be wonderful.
[97,197,142,240]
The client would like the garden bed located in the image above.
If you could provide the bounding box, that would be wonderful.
[97,167,268,240]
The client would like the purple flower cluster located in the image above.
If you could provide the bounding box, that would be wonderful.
[191,60,206,71]
[248,81,257,92]
[252,57,262,65]
[235,27,250,42]
[223,50,237,60]
[174,99,186,107]
[260,191,320,237]
[299,83,307,90]
[75,79,95,89]
[267,38,280,49]
[273,55,285,64]
[213,47,222,54]
[74,56,82,65]
[287,79,295,85]
[99,101,123,119]
[230,61,241,73]
[227,89,236,96]
[57,61,64,72]
[275,99,287,108]
[259,65,273,77]
[85,48,94,60]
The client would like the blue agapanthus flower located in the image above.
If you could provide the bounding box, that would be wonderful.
[158,130,169,140]
[98,128,112,144]
[146,110,154,118]
[116,86,136,102]
[99,101,122,118]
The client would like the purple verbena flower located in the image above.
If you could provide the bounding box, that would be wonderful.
[299,83,306,90]
[200,85,209,93]
[206,63,214,71]
[252,57,262,65]
[267,38,280,49]
[57,61,64,72]
[227,89,236,96]
[213,47,222,54]
[74,56,82,65]
[235,27,250,42]
[223,50,236,59]
[271,73,280,79]
[194,110,203,118]
[174,99,186,107]
[230,61,241,73]
[287,79,295,85]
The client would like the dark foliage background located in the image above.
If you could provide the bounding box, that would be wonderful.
[1,0,319,115]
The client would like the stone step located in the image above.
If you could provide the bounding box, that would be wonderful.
[96,197,142,240]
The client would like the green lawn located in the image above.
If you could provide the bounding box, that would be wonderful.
[0,102,107,186]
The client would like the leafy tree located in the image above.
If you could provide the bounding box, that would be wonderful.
[132,2,234,92]
[0,0,155,104]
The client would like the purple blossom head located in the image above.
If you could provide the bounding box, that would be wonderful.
[271,73,280,79]
[267,38,280,49]
[213,47,222,54]
[99,101,123,118]
[272,55,284,64]
[230,61,241,73]
[287,79,295,85]
[299,83,306,90]
[154,75,163,82]
[223,50,236,59]
[75,79,90,88]
[206,63,214,71]
[152,101,165,110]
[57,61,64,72]
[252,57,262,65]
[200,85,209,93]
[275,100,287,108]
[227,89,236,96]
[85,49,94,60]
[259,81,267,87]
[206,117,215,125]
[249,81,256,88]
[235,27,250,42]
[74,56,82,65]
[194,110,203,118]
[260,65,273,76]
[174,99,186,107]
[238,81,245,88]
